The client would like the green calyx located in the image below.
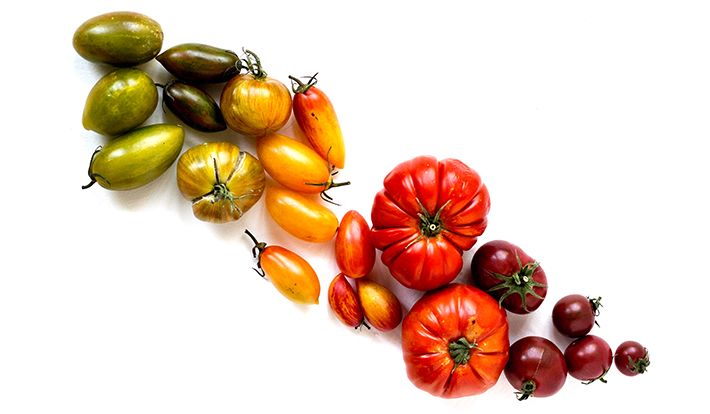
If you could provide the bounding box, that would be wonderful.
[583,364,611,385]
[588,296,603,328]
[448,337,482,374]
[405,199,450,250]
[485,250,547,312]
[627,348,651,374]
[241,49,267,80]
[515,380,536,401]
[289,73,318,94]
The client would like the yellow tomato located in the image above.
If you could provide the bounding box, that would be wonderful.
[265,186,339,243]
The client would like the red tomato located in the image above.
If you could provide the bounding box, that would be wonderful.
[504,336,567,400]
[614,341,650,376]
[328,273,366,329]
[401,283,509,398]
[370,156,491,291]
[335,210,376,278]
[564,335,613,384]
[290,73,346,169]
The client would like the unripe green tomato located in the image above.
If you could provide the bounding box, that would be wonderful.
[72,11,163,67]
[83,124,185,191]
[82,68,159,137]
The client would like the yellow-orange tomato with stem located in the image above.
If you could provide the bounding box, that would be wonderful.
[328,273,368,329]
[264,186,339,243]
[356,278,403,332]
[245,230,320,305]
[220,50,292,137]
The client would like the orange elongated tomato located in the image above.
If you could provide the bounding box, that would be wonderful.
[220,50,292,137]
[245,230,320,305]
[256,133,349,197]
[265,186,339,243]
[290,74,345,169]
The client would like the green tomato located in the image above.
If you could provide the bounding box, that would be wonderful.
[156,43,241,83]
[83,124,185,191]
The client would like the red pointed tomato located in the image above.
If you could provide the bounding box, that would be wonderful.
[335,210,376,279]
[370,156,490,291]
[401,283,509,398]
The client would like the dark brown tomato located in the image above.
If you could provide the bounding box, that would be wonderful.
[159,80,226,132]
[157,43,241,83]
[551,294,602,337]
[504,336,567,400]
[564,335,613,384]
[614,341,650,376]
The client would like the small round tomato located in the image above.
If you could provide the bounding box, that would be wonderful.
[176,142,265,223]
[614,341,650,376]
[552,294,602,337]
[245,230,320,305]
[504,336,567,400]
[220,49,292,137]
[470,240,548,314]
[264,186,339,243]
[335,210,376,279]
[564,335,612,384]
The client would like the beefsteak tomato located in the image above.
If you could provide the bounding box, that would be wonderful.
[401,283,509,398]
[370,156,490,291]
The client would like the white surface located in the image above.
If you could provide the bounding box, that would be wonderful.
[1,1,706,412]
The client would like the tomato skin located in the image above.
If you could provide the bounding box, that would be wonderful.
[265,186,339,243]
[355,279,402,332]
[157,43,240,84]
[335,210,376,279]
[504,336,567,400]
[220,73,292,137]
[470,240,547,314]
[370,156,490,291]
[259,245,320,305]
[160,80,226,132]
[401,283,509,398]
[564,335,612,384]
[614,341,650,376]
[328,273,365,328]
[551,294,601,337]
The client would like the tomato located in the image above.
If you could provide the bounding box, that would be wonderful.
[370,156,491,291]
[470,240,548,314]
[401,283,509,398]
[157,43,241,84]
[614,341,650,376]
[355,278,402,332]
[335,210,376,278]
[264,186,339,243]
[328,273,367,329]
[245,230,320,305]
[256,134,349,200]
[220,50,292,137]
[176,142,265,223]
[564,335,612,384]
[290,73,346,169]
[552,294,602,337]
[504,336,567,400]
[158,80,226,132]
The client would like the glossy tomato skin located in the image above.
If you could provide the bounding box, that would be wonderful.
[614,341,650,376]
[551,294,601,337]
[157,43,241,84]
[355,278,402,332]
[370,156,490,291]
[328,273,365,328]
[335,210,376,279]
[504,336,567,400]
[160,80,226,132]
[471,240,547,314]
[259,245,320,305]
[401,283,509,398]
[220,73,292,137]
[265,186,339,243]
[564,335,612,384]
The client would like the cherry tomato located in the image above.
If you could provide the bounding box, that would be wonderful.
[328,273,367,329]
[614,341,650,376]
[290,73,346,169]
[370,156,491,291]
[401,283,509,398]
[176,142,265,223]
[470,240,548,314]
[245,230,320,305]
[552,294,602,337]
[504,336,567,400]
[335,210,376,279]
[564,335,612,384]
[355,278,402,332]
[264,186,339,243]
[220,50,292,137]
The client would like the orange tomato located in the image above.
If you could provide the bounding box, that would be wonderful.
[265,186,339,243]
[356,278,403,332]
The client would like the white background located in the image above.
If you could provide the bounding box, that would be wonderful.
[1,1,706,412]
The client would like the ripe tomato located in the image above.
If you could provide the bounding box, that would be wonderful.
[504,336,567,400]
[370,156,491,291]
[470,240,548,314]
[220,50,292,137]
[401,283,509,398]
[176,142,265,223]
[264,186,339,243]
[551,294,602,337]
[564,335,612,384]
[335,210,376,279]
[614,341,650,376]
[355,278,402,332]
[328,273,366,329]
[256,133,349,199]
[245,230,320,305]
[290,73,346,169]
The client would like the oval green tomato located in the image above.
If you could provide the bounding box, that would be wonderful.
[83,124,185,191]
[82,68,158,137]
[72,11,163,67]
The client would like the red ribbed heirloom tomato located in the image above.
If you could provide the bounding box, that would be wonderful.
[401,283,509,398]
[370,156,490,291]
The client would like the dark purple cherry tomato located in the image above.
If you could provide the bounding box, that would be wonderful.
[564,335,612,384]
[551,294,602,337]
[505,336,568,400]
[614,341,650,376]
[470,240,547,314]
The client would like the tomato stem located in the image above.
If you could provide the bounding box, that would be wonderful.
[244,229,267,277]
[588,296,603,327]
[448,337,482,374]
[626,348,650,374]
[304,147,350,205]
[82,146,110,189]
[241,49,267,80]
[289,73,318,94]
[582,364,611,385]
[515,380,537,401]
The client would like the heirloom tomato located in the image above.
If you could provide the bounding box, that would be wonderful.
[370,156,490,291]
[552,294,602,337]
[328,273,366,329]
[176,142,265,223]
[290,73,346,169]
[158,80,226,132]
[264,186,338,243]
[402,284,509,398]
[220,50,292,137]
[564,335,612,384]
[504,336,567,400]
[335,210,375,279]
[355,278,402,332]
[614,341,650,376]
[157,43,241,84]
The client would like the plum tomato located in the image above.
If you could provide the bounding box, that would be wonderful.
[564,335,612,384]
[335,210,376,279]
[157,43,241,84]
[264,186,339,243]
[470,240,547,314]
[614,341,650,376]
[551,294,602,337]
[504,336,567,400]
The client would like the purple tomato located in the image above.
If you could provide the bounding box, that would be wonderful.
[614,341,650,376]
[564,335,612,384]
[505,336,568,400]
[551,294,602,337]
